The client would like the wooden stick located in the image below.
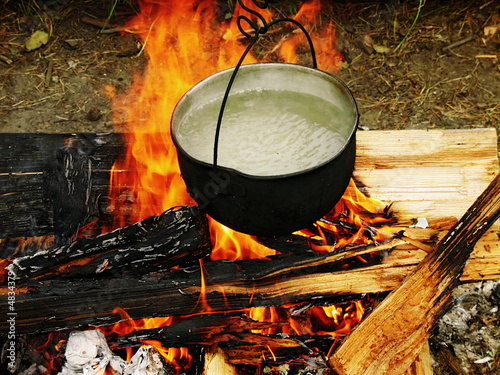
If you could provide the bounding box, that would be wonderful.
[329,173,500,375]
[44,60,53,88]
[442,35,477,51]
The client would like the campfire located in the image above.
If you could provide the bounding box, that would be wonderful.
[1,1,500,375]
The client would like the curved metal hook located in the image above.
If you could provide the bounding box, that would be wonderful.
[236,0,271,38]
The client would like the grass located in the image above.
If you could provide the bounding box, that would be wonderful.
[394,0,425,52]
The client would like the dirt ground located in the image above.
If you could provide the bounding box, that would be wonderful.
[0,0,499,374]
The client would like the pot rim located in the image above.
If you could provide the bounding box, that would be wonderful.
[170,62,359,180]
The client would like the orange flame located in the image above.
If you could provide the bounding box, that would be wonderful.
[99,307,174,337]
[35,331,67,375]
[106,0,342,235]
[105,0,266,230]
[98,0,387,371]
[296,179,395,253]
[208,219,277,260]
[280,0,343,72]
[98,307,191,368]
[245,297,369,339]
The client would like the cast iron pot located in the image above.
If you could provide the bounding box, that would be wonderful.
[171,63,358,236]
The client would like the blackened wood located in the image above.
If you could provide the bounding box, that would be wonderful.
[0,173,52,238]
[0,230,499,336]
[0,239,401,335]
[8,206,211,280]
[0,133,122,240]
[109,315,292,348]
[111,315,318,366]
[329,173,500,375]
[45,137,100,245]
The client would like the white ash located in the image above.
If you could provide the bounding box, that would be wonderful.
[433,280,500,374]
[58,330,166,375]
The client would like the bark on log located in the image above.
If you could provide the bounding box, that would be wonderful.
[7,206,211,280]
[329,173,500,375]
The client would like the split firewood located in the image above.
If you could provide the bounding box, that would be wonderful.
[404,341,433,375]
[329,173,500,375]
[7,206,211,280]
[204,347,237,375]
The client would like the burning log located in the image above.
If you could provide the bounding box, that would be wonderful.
[8,206,211,280]
[110,314,316,365]
[1,230,498,335]
[329,173,500,375]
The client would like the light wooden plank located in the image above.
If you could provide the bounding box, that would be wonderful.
[355,128,499,223]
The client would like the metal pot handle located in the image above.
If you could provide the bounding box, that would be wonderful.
[212,0,317,172]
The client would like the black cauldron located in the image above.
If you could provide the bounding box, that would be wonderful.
[171,63,358,236]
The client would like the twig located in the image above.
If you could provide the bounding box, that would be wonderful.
[81,16,124,34]
[442,35,477,51]
[1,93,62,110]
[136,17,158,57]
[0,54,13,65]
[394,0,425,52]
[44,60,53,88]
[401,236,433,253]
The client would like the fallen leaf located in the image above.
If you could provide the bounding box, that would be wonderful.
[358,34,374,54]
[374,44,391,54]
[25,30,49,51]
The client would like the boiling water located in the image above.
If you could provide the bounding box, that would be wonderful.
[175,89,353,176]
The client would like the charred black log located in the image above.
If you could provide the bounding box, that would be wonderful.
[0,238,399,335]
[0,133,123,241]
[7,206,211,280]
[107,314,326,366]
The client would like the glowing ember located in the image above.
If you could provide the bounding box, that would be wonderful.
[245,297,369,339]
[35,331,68,375]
